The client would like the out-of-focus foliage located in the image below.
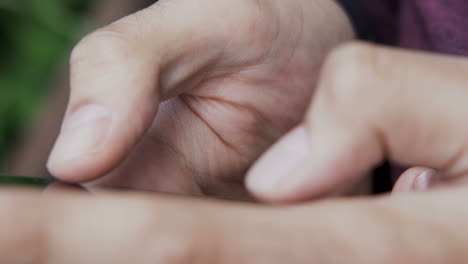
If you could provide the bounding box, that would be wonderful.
[0,0,93,162]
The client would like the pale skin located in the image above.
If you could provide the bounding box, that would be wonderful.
[47,0,354,199]
[2,0,468,263]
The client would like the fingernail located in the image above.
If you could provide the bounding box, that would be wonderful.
[247,126,309,197]
[413,170,440,191]
[47,105,112,170]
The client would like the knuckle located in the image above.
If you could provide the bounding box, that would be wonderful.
[151,233,199,264]
[318,42,379,112]
[70,26,135,68]
[144,208,210,264]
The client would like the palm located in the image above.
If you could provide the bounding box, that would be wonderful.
[72,0,353,199]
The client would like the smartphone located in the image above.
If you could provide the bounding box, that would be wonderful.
[0,175,55,189]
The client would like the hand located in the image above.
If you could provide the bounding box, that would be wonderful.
[10,42,468,264]
[46,0,354,199]
[248,42,468,202]
[2,187,468,264]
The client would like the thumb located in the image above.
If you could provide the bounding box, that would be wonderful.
[247,43,468,202]
[47,0,252,182]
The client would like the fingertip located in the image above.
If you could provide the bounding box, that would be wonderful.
[47,104,116,182]
[247,122,378,203]
[393,167,441,194]
[246,126,311,203]
[47,154,110,183]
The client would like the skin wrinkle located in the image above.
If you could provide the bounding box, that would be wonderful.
[144,128,203,194]
[188,66,302,137]
[182,93,280,158]
[184,92,279,144]
[176,94,275,199]
[178,95,247,182]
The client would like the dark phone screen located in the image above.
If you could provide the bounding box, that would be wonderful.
[0,175,55,189]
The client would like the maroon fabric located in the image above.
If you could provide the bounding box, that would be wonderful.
[363,0,468,56]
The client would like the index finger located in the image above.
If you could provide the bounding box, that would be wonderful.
[248,42,468,202]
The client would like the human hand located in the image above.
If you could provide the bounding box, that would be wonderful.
[248,42,468,202]
[2,186,468,264]
[47,0,354,199]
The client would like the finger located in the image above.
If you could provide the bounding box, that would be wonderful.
[0,190,309,264]
[1,188,468,263]
[47,0,267,182]
[309,188,468,264]
[248,42,468,202]
[392,167,441,194]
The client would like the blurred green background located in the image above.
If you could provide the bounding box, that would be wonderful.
[0,0,93,164]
